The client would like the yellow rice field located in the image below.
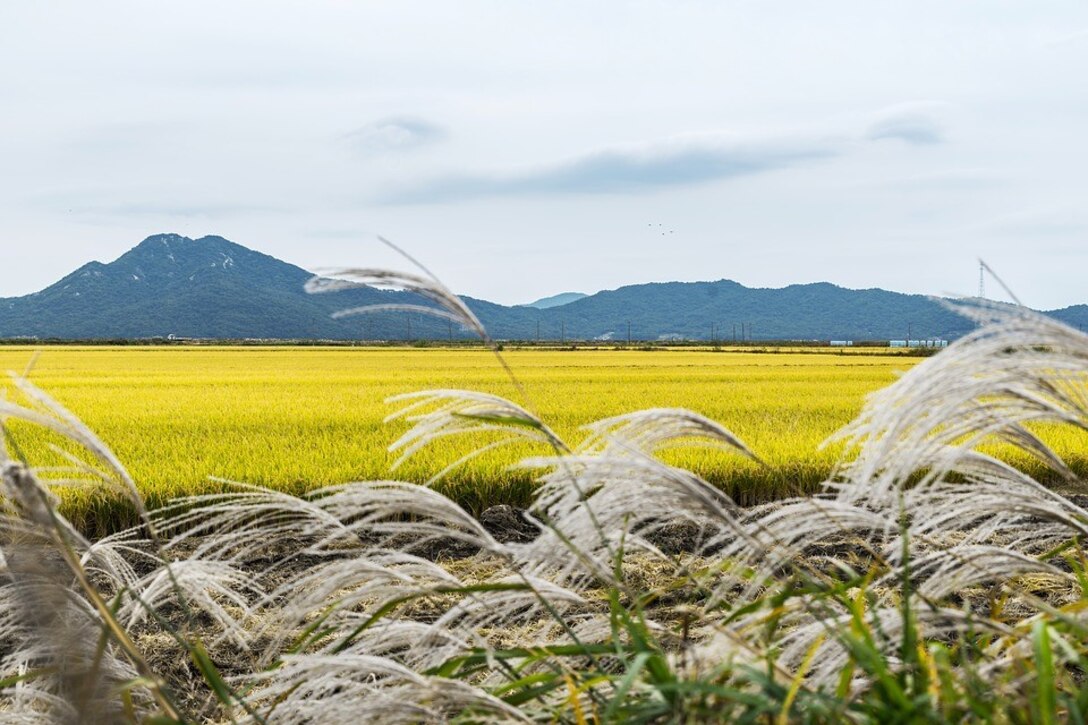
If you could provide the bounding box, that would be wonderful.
[1,346,1083,534]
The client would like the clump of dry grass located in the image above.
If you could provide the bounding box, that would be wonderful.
[2,271,1088,722]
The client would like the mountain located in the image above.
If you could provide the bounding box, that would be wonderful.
[478,280,981,342]
[0,234,1082,341]
[0,234,465,340]
[1051,305,1088,331]
[522,292,588,309]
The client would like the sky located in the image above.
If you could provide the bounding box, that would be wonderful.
[1,1,1086,309]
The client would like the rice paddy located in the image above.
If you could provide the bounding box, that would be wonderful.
[1,345,1084,533]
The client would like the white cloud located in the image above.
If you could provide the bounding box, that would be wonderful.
[384,132,843,202]
[866,103,948,145]
[345,117,445,155]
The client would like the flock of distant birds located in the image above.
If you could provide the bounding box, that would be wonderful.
[649,223,675,236]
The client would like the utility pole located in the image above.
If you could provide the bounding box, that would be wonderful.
[448,319,453,342]
[407,315,412,341]
[907,322,912,346]
[978,260,985,300]
[561,321,565,343]
[536,320,540,343]
[733,323,736,343]
[627,320,631,345]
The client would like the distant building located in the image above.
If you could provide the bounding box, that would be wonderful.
[890,339,949,348]
[830,340,854,346]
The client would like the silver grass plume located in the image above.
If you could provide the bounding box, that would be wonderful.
[238,653,529,724]
[578,407,761,463]
[0,374,150,526]
[0,462,141,723]
[831,300,1088,507]
[119,559,264,649]
[256,551,468,666]
[158,480,510,566]
[304,236,488,343]
[517,453,750,589]
[386,389,570,482]
[304,235,539,404]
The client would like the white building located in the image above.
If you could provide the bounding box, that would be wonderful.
[889,339,949,348]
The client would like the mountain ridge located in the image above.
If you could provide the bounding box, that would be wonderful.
[2,234,1085,341]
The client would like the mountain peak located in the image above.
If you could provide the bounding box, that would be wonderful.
[522,292,588,309]
[137,232,192,247]
[123,233,253,265]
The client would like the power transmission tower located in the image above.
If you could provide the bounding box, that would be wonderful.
[977,259,1023,307]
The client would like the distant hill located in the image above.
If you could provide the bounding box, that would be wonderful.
[522,292,588,309]
[0,234,1083,341]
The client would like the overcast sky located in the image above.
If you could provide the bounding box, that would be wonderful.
[2,1,1086,308]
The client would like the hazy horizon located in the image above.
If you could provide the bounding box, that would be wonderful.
[2,2,1086,308]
